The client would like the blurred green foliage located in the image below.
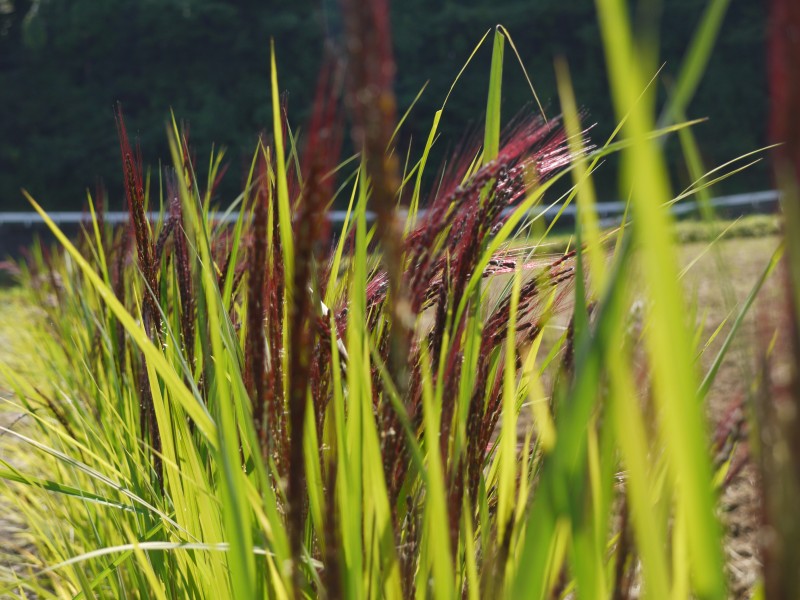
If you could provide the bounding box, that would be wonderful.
[0,0,768,210]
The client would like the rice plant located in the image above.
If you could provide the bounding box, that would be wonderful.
[0,0,784,598]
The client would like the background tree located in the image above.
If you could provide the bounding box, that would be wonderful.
[0,0,768,210]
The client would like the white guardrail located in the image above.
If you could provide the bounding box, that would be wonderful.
[0,190,780,227]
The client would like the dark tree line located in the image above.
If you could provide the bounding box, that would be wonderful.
[0,0,769,210]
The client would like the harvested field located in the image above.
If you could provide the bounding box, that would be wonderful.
[682,236,783,599]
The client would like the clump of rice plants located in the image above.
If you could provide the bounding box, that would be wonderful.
[0,1,783,598]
